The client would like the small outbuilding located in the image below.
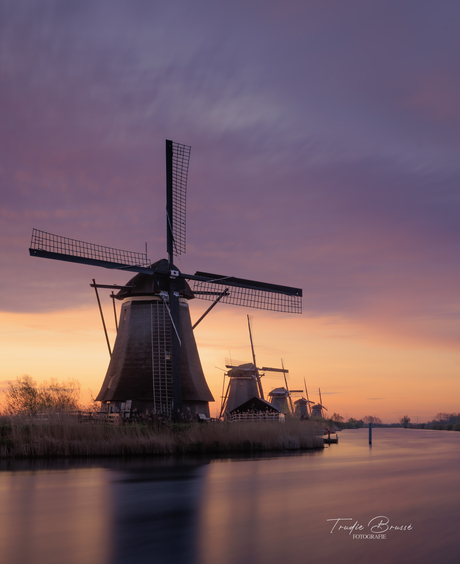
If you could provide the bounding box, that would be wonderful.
[229,396,282,422]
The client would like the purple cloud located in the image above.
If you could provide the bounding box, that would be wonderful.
[1,0,459,351]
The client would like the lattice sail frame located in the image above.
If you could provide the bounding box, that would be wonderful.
[224,358,291,379]
[191,279,302,314]
[30,229,151,269]
[171,141,191,256]
[224,359,255,370]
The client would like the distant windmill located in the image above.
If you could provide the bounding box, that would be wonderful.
[294,378,315,418]
[268,360,303,415]
[220,315,290,418]
[29,140,302,419]
[310,388,328,418]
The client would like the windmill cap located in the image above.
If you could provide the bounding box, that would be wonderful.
[227,363,257,378]
[268,387,288,397]
[116,259,194,300]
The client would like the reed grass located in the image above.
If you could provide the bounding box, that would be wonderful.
[0,414,323,458]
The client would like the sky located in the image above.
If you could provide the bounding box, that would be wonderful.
[1,0,459,422]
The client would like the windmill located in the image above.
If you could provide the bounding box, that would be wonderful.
[310,388,328,418]
[268,360,303,415]
[29,140,302,419]
[219,363,260,419]
[219,315,290,418]
[294,378,315,419]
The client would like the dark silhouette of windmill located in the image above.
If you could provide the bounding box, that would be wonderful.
[219,315,290,418]
[29,140,302,419]
[268,360,303,415]
[311,388,328,418]
[294,377,315,418]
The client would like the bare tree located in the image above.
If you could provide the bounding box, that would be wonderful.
[400,415,410,428]
[347,418,364,429]
[3,375,41,415]
[39,378,80,412]
[363,415,382,426]
[435,413,455,423]
[3,375,80,415]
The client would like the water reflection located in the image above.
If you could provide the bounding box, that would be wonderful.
[198,429,460,564]
[0,458,209,564]
[0,466,112,564]
[0,430,459,564]
[109,460,208,564]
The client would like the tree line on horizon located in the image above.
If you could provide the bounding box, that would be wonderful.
[326,412,460,431]
[2,377,458,431]
[323,413,382,428]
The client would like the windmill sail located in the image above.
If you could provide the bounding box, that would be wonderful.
[191,272,302,314]
[166,140,191,258]
[225,359,289,376]
[225,358,251,369]
[29,229,152,274]
[261,367,290,374]
[247,315,264,399]
[29,231,302,314]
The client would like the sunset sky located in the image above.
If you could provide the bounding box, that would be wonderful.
[1,0,459,422]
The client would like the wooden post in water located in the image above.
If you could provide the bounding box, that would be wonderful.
[369,422,373,444]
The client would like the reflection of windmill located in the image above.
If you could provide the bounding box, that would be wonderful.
[29,140,302,418]
[294,378,315,418]
[310,388,328,418]
[220,316,290,418]
[268,360,303,415]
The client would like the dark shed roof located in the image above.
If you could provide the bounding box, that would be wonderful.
[229,396,281,414]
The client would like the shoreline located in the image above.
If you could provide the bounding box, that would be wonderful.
[0,416,324,459]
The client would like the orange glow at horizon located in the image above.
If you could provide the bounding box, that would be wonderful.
[1,299,458,423]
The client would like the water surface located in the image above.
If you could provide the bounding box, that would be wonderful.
[0,428,458,564]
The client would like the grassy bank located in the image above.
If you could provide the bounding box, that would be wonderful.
[0,415,324,458]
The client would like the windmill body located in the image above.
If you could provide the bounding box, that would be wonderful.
[267,359,301,415]
[294,398,309,418]
[310,404,324,418]
[95,262,213,417]
[268,387,291,414]
[293,379,315,419]
[311,388,328,418]
[29,140,302,419]
[219,363,261,418]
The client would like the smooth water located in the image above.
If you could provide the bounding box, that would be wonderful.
[0,428,458,564]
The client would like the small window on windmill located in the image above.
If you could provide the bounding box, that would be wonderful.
[123,308,127,321]
[108,375,114,389]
